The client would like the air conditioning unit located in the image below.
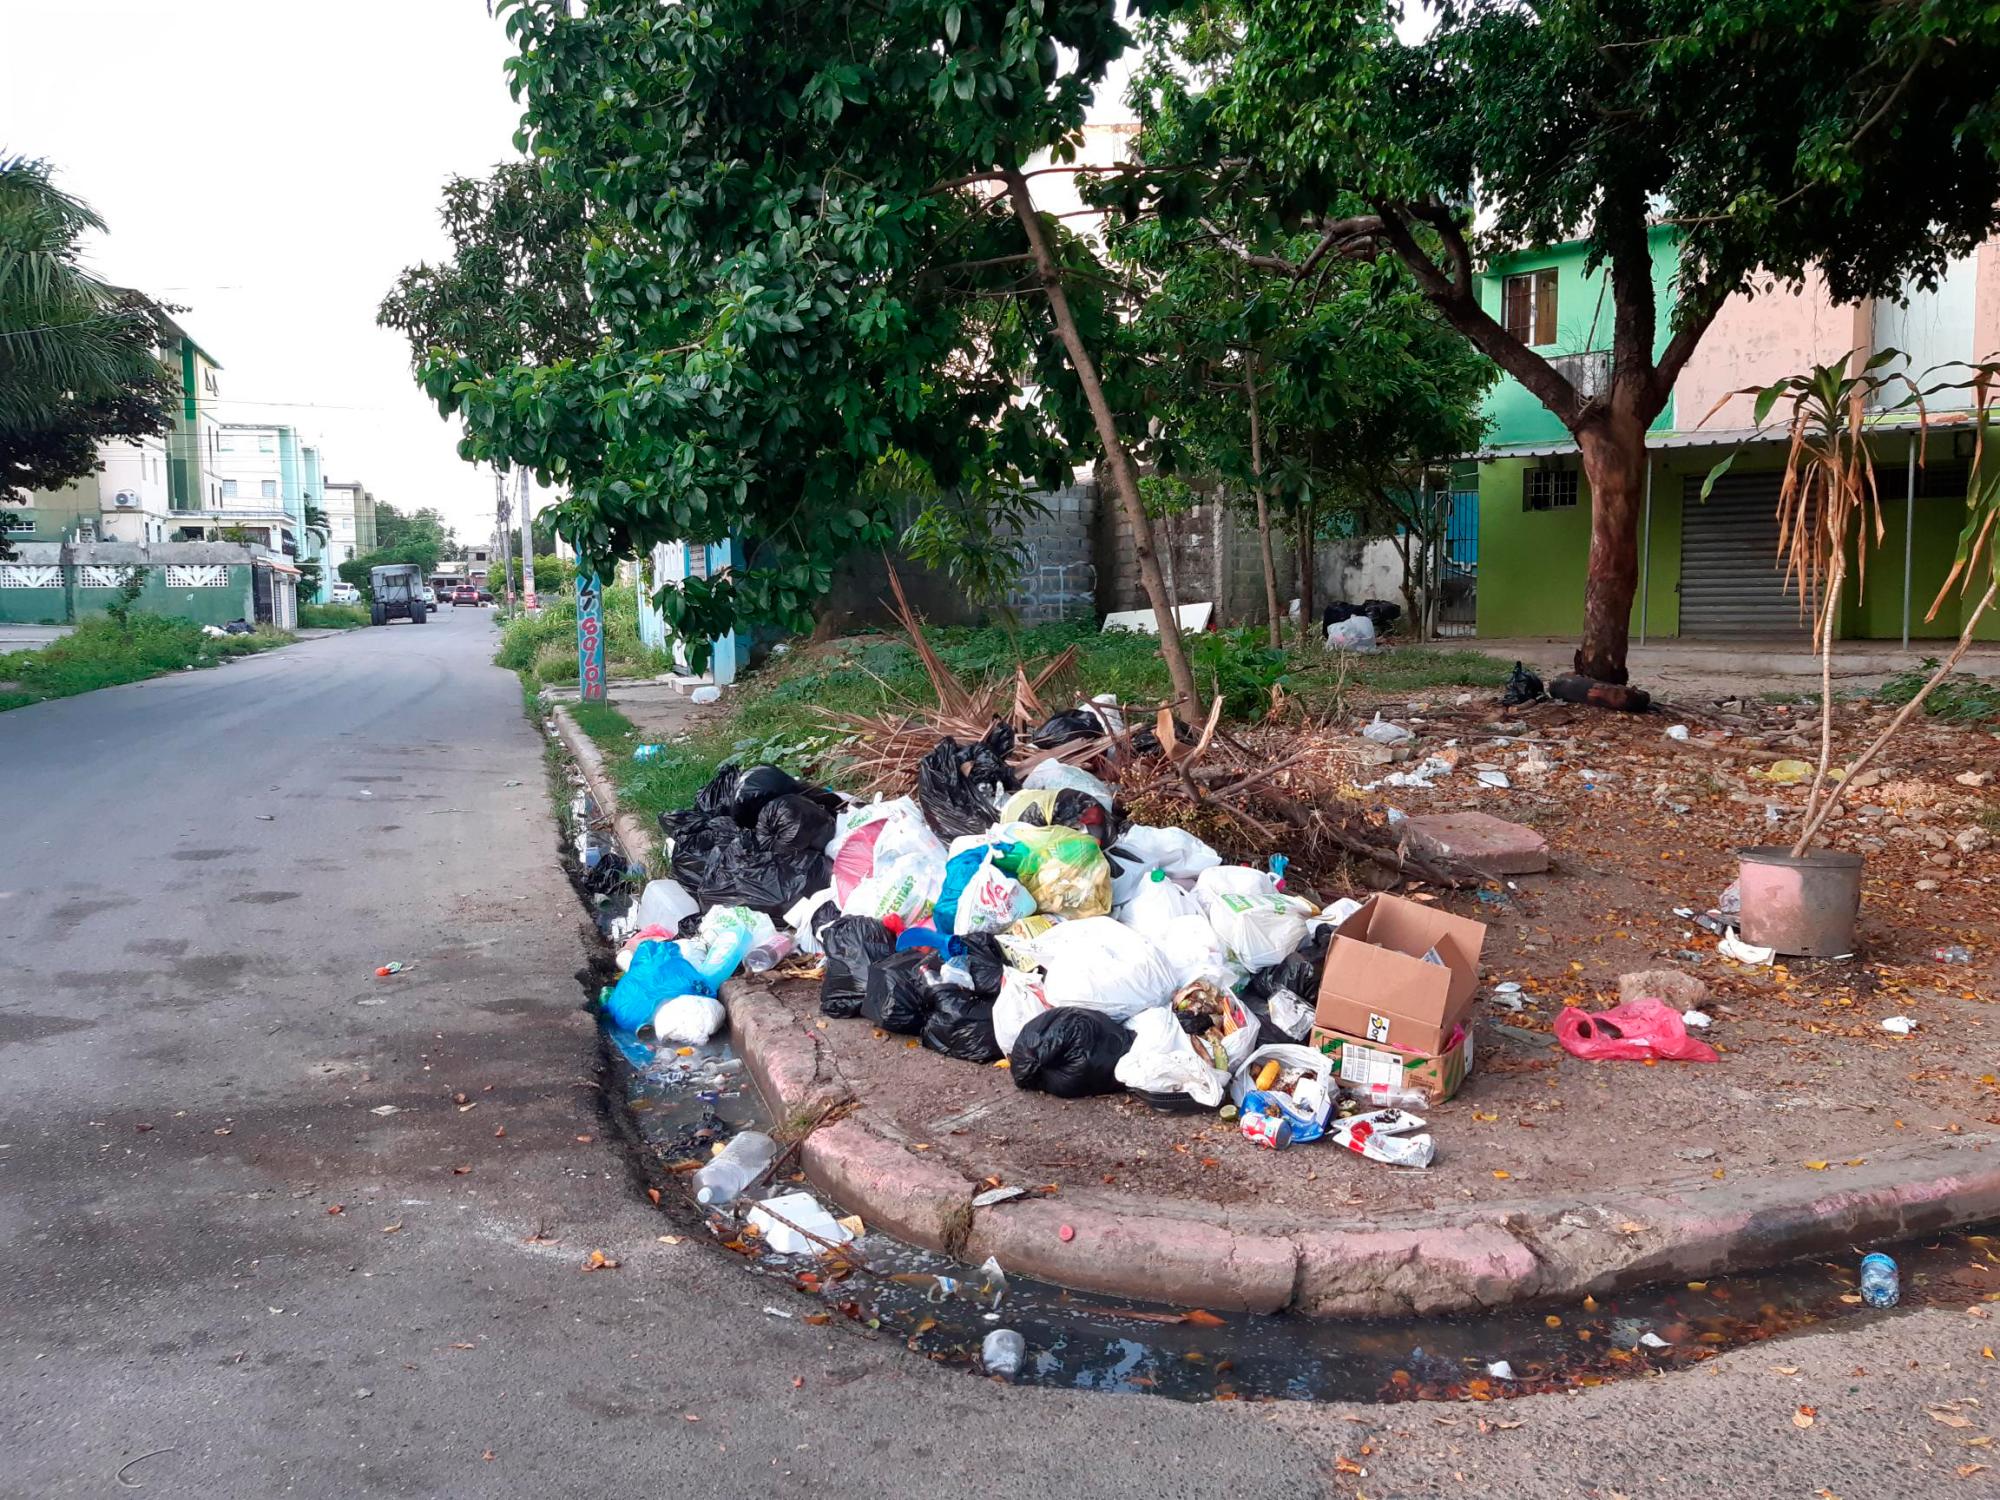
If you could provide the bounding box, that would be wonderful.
[113,490,140,507]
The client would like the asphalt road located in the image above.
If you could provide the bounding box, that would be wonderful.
[2,609,1993,1500]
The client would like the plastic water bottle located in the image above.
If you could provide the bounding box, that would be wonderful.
[692,1129,778,1206]
[981,1328,1025,1379]
[744,932,794,974]
[1859,1251,1899,1308]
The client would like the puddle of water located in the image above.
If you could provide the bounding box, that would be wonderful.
[564,775,2000,1404]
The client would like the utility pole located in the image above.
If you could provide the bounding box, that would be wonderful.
[517,467,538,612]
[494,467,515,611]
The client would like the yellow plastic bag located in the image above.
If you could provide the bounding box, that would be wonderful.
[1757,759,1814,785]
[995,826,1112,918]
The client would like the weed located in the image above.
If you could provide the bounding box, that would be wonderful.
[298,602,369,630]
[1879,658,2000,723]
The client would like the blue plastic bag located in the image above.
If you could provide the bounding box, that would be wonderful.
[931,845,992,934]
[604,940,714,1031]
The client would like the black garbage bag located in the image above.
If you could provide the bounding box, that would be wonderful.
[692,763,743,818]
[1360,599,1403,632]
[583,850,629,897]
[1028,708,1103,749]
[1244,926,1330,1004]
[671,830,795,913]
[675,909,705,939]
[807,899,843,943]
[1129,715,1196,758]
[732,765,806,826]
[957,934,1007,1001]
[1009,1007,1131,1098]
[753,793,835,902]
[820,916,895,1019]
[915,723,1020,841]
[863,947,942,1035]
[1501,660,1546,707]
[1321,601,1357,628]
[920,986,1002,1063]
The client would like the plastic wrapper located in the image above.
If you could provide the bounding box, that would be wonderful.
[1008,1007,1130,1097]
[992,825,1111,918]
[920,986,1002,1063]
[863,947,943,1034]
[1019,915,1179,1019]
[1555,997,1720,1063]
[819,915,896,1019]
[1328,1107,1435,1168]
[1114,1006,1230,1106]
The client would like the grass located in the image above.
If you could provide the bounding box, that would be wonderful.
[0,615,293,711]
[299,602,369,630]
[511,613,1512,827]
[1879,657,2000,723]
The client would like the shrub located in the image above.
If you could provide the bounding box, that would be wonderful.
[299,603,369,630]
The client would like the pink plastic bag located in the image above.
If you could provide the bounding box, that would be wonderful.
[1556,997,1719,1063]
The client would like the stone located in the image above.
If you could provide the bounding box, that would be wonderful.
[1916,879,1942,892]
[1403,811,1551,876]
[1356,741,1412,767]
[1929,852,1956,868]
[1955,827,1991,854]
[1619,969,1709,1008]
[1958,771,1993,788]
[1674,1146,1718,1162]
[1516,754,1556,777]
[1923,829,1951,851]
[1845,768,1884,791]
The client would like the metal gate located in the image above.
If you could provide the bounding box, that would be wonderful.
[1434,488,1479,636]
[1679,471,1806,635]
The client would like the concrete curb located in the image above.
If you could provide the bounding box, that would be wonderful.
[724,978,2000,1317]
[550,703,662,877]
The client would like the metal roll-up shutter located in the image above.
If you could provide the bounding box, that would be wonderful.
[1678,471,1808,635]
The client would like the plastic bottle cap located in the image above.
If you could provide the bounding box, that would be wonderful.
[1148,869,1166,882]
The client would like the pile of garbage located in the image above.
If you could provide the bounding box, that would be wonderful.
[601,705,1505,1169]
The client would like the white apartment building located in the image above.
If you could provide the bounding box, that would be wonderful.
[321,479,375,578]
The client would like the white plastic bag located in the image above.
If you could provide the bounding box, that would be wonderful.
[1153,913,1239,990]
[992,967,1052,1054]
[1022,916,1179,1019]
[830,797,945,901]
[1023,758,1115,813]
[1197,869,1308,971]
[952,857,1038,936]
[651,993,727,1044]
[784,888,837,953]
[842,860,943,926]
[634,878,699,931]
[1107,826,1222,906]
[1119,870,1202,939]
[1325,613,1378,651]
[1361,713,1413,745]
[1229,1042,1334,1142]
[1114,1007,1230,1106]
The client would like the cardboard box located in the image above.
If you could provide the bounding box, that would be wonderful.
[1314,893,1488,1055]
[1311,1022,1474,1105]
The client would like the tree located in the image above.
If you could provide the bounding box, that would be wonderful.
[0,157,177,550]
[399,0,1205,708]
[1130,0,2000,681]
[371,501,456,559]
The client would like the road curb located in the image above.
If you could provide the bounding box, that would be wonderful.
[724,977,2000,1317]
[550,702,662,876]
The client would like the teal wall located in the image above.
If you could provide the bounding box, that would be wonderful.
[1476,229,1681,447]
[0,566,256,626]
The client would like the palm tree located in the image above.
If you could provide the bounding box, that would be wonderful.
[0,156,170,426]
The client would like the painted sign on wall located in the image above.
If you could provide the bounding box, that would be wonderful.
[576,572,606,702]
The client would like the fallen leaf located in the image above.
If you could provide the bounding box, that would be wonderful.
[1334,1456,1367,1476]
[658,1234,682,1246]
[575,1134,593,1144]
[494,1127,506,1139]
[1793,1405,1817,1429]
[1804,1160,1830,1171]
[803,1313,831,1326]
[452,1165,472,1175]
[646,1188,661,1206]
[915,1318,937,1335]
[583,1250,620,1272]
[1183,1309,1226,1327]
[791,1376,804,1389]
[482,1451,494,1462]
[1772,1365,1800,1376]
[1930,1407,1976,1429]
[1491,1169,1512,1180]
[1958,1465,1989,1480]
[382,1222,403,1234]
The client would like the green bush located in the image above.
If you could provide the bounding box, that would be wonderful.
[299,603,369,630]
[533,639,576,684]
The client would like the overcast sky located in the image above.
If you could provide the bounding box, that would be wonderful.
[0,1,525,543]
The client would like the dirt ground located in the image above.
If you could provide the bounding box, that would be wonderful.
[769,683,2000,1225]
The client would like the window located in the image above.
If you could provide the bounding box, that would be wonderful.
[221,479,238,499]
[261,480,277,500]
[1502,268,1559,345]
[258,435,275,454]
[1524,468,1580,512]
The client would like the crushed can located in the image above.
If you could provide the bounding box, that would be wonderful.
[1240,1109,1294,1151]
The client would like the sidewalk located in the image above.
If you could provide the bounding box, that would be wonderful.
[1468,634,2000,696]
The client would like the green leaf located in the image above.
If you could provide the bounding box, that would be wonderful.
[1698,451,1739,502]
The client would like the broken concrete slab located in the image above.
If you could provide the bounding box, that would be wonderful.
[1403,810,1550,876]
[1619,968,1710,1007]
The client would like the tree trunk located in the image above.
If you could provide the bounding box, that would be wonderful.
[1297,502,1317,635]
[1002,168,1203,717]
[1243,364,1283,649]
[1573,419,1648,683]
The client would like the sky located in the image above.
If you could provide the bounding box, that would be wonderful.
[0,1,527,545]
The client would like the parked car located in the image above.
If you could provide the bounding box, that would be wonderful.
[423,585,443,610]
[329,582,361,605]
[451,586,482,607]
[476,587,494,605]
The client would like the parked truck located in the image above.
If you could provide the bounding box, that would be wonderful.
[368,563,429,626]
